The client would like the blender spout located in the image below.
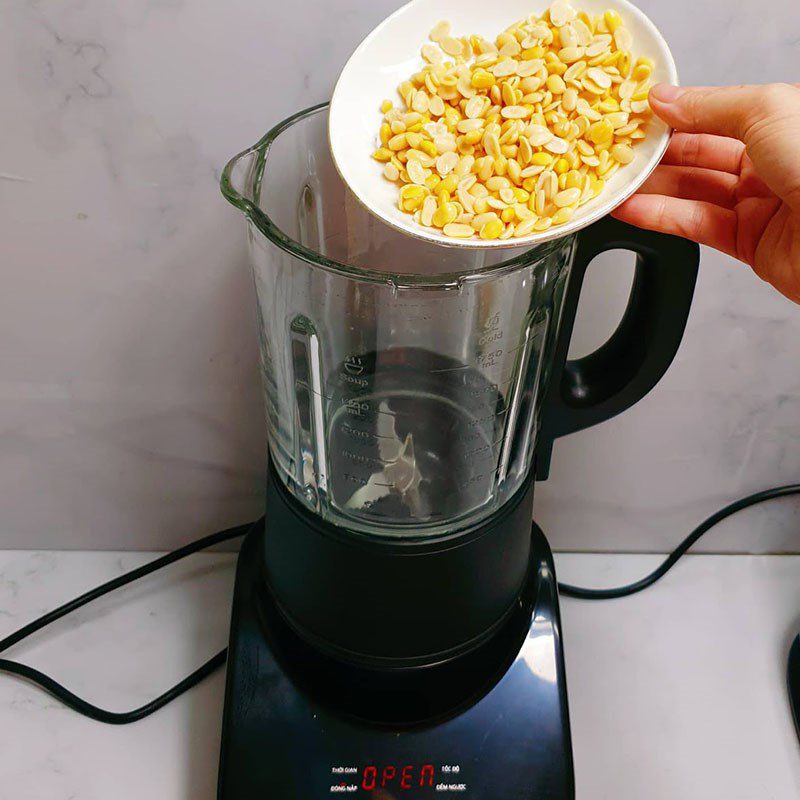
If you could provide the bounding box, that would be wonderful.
[220,145,262,215]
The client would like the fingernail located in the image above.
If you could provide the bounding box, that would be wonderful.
[650,84,685,103]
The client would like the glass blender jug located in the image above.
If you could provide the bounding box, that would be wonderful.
[221,104,698,664]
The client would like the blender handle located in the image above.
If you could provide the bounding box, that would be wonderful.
[535,216,700,479]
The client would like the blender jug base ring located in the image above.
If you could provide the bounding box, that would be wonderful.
[218,512,574,799]
[260,459,535,665]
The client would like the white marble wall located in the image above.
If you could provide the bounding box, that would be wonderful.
[1,0,798,551]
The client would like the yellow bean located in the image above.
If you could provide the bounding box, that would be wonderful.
[531,152,554,166]
[604,10,623,33]
[588,119,614,144]
[388,133,408,151]
[479,218,504,239]
[610,143,634,164]
[432,201,459,228]
[471,70,496,89]
[443,222,475,238]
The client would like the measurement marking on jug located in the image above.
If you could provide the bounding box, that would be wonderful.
[341,450,385,469]
[461,435,505,460]
[343,355,365,376]
[428,365,470,374]
[467,382,500,397]
[505,340,530,355]
[478,313,503,347]
[340,423,396,443]
[344,398,369,417]
[340,424,373,442]
[476,348,503,368]
[306,386,340,402]
[339,373,369,389]
[465,405,508,427]
[478,331,503,346]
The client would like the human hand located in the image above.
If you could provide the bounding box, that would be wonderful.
[613,83,800,304]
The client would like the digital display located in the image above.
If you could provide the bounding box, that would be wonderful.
[361,764,434,791]
[330,764,466,794]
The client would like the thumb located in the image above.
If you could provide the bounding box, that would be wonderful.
[648,83,794,143]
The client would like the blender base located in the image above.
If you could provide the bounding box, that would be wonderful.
[217,520,574,799]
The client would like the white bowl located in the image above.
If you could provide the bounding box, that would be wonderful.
[329,0,677,249]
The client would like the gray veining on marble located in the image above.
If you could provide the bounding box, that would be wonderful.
[1,0,799,551]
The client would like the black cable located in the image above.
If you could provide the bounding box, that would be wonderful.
[558,484,800,600]
[0,483,798,724]
[0,519,259,724]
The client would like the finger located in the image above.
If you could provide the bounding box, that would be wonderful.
[661,132,745,175]
[648,83,796,141]
[640,165,739,208]
[612,195,738,259]
[738,153,775,198]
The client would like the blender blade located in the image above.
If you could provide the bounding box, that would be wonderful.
[345,401,426,517]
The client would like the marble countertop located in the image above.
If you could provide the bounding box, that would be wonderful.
[0,548,798,799]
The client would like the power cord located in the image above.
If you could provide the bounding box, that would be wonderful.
[0,484,798,724]
[557,483,800,599]
[0,519,259,724]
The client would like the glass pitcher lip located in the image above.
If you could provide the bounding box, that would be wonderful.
[221,103,570,286]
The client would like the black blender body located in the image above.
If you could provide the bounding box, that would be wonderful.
[219,105,699,799]
[219,513,574,799]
